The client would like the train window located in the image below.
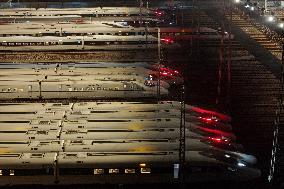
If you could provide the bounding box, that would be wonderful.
[106,33,111,35]
[31,148,38,150]
[66,130,78,134]
[9,170,15,176]
[51,141,60,144]
[109,169,119,174]
[30,154,44,158]
[98,33,104,35]
[0,170,2,176]
[29,137,35,140]
[94,169,104,175]
[39,121,50,125]
[140,168,151,174]
[37,130,48,135]
[0,154,20,157]
[97,87,101,90]
[105,42,110,45]
[70,140,83,145]
[125,169,135,174]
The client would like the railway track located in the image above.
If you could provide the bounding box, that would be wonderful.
[0,50,157,63]
[176,2,283,185]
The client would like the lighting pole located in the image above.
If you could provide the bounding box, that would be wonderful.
[139,0,143,27]
[227,0,232,110]
[157,27,161,101]
[179,84,186,188]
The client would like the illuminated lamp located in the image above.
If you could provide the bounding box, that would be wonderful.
[139,163,146,167]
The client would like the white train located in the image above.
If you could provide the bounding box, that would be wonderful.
[0,151,260,184]
[0,138,241,153]
[0,63,184,99]
[0,7,156,18]
[0,35,180,51]
[0,23,233,40]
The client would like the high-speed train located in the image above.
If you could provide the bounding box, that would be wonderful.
[0,138,242,153]
[0,34,180,51]
[0,7,157,18]
[0,151,260,185]
[0,21,233,40]
[0,7,170,26]
[0,63,182,99]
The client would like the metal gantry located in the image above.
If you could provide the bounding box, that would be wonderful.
[179,84,186,188]
[268,43,284,188]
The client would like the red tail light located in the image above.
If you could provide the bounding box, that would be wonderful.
[199,115,219,123]
[155,11,164,16]
[208,137,229,144]
[161,37,174,44]
[158,67,180,77]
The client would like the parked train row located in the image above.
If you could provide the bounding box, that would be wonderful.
[0,101,260,184]
[0,21,233,40]
[0,7,173,27]
[0,62,183,99]
[0,7,157,18]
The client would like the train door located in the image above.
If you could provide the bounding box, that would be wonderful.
[76,39,84,50]
[122,82,134,98]
[138,39,142,48]
[28,84,33,98]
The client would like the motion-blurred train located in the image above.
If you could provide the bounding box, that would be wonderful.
[0,151,260,184]
[0,63,182,99]
[0,21,233,40]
